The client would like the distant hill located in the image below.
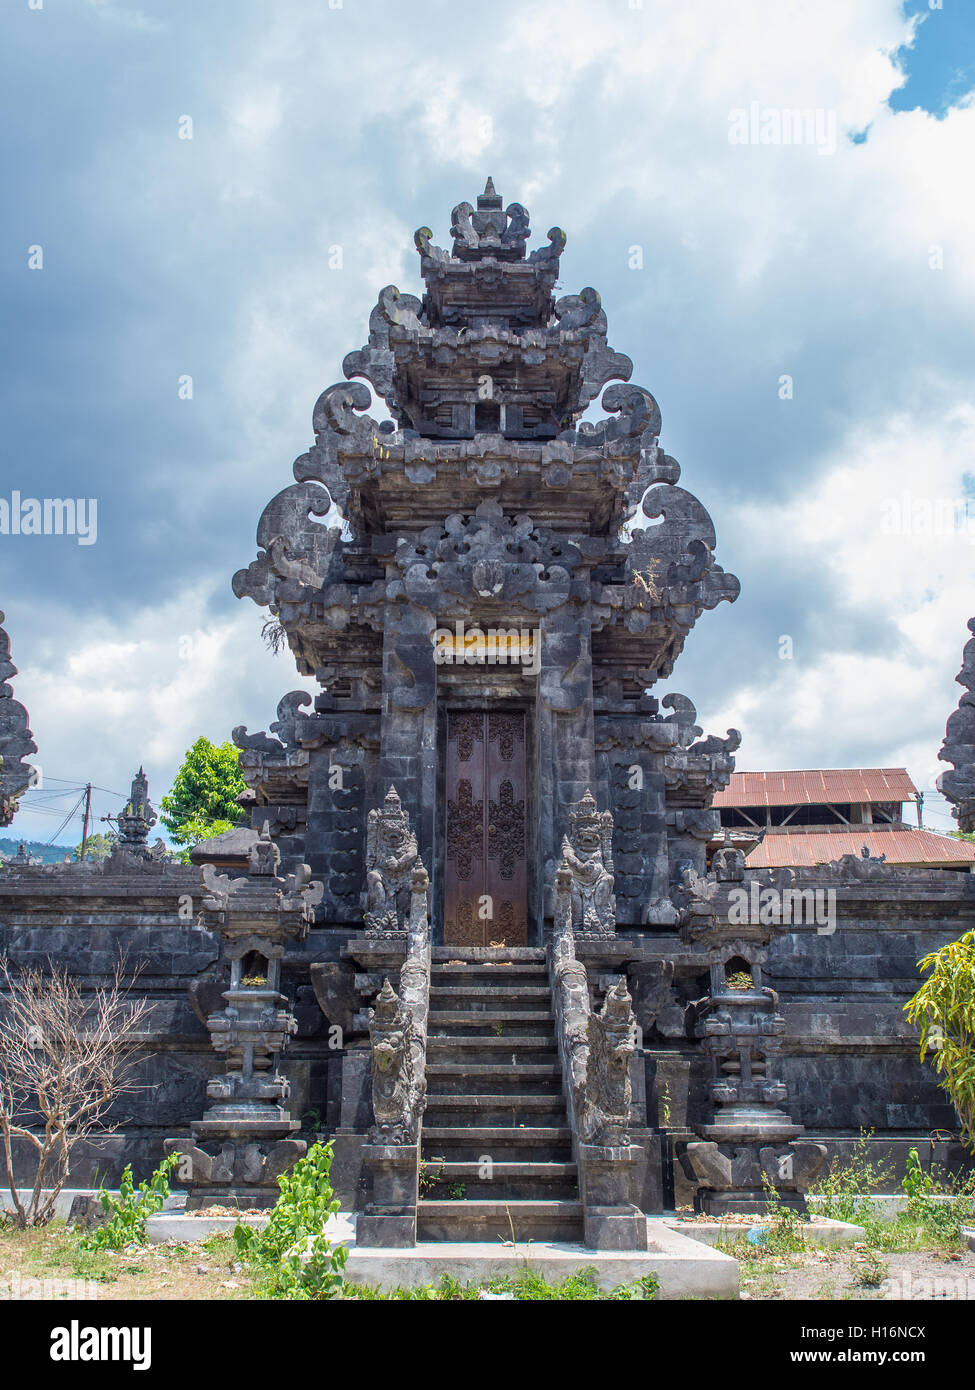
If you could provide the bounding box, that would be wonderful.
[0,837,74,865]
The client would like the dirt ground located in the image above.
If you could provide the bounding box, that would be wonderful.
[737,1243,975,1300]
[0,1224,258,1300]
[2,1220,974,1301]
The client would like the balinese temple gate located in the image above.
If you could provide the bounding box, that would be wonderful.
[3,184,972,1250]
[218,180,835,1246]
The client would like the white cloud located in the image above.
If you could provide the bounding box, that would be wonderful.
[701,404,975,792]
[11,584,316,846]
[6,0,975,843]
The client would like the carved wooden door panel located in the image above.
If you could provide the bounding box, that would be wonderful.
[444,711,527,946]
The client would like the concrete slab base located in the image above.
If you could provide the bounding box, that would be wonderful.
[2,1188,184,1223]
[808,1193,967,1221]
[666,1215,864,1248]
[146,1210,268,1243]
[145,1208,739,1298]
[333,1215,737,1298]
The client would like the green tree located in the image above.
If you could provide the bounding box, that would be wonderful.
[160,738,247,856]
[904,929,975,1153]
[72,832,115,863]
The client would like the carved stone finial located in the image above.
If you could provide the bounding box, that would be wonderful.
[447,180,536,262]
[248,820,281,877]
[115,767,157,850]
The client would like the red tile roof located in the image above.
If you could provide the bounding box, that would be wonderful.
[713,768,918,809]
[745,827,975,869]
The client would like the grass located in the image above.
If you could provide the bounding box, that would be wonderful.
[0,1219,259,1299]
[0,1217,660,1301]
[338,1266,660,1300]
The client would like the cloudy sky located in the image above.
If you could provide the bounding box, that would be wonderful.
[2,0,973,845]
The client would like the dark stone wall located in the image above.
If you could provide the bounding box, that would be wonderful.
[2,860,973,1191]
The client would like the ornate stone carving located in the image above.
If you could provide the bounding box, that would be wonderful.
[0,613,36,827]
[392,499,580,618]
[364,786,419,935]
[676,864,826,1214]
[114,768,158,856]
[938,615,975,832]
[560,789,616,936]
[368,978,422,1144]
[584,978,636,1146]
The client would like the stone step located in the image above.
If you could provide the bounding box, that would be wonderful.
[422,1126,573,1163]
[428,1009,553,1025]
[420,1161,577,1180]
[417,1199,584,1244]
[426,1063,560,1077]
[426,1035,557,1054]
[423,1126,572,1144]
[424,1097,569,1128]
[417,1161,578,1201]
[432,948,546,963]
[432,963,549,978]
[429,1025,554,1042]
[429,985,551,1001]
[425,1069,562,1097]
[426,1093,565,1110]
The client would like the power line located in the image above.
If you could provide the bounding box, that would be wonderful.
[44,788,87,846]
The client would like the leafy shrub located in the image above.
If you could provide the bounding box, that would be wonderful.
[82,1154,180,1251]
[904,929,975,1152]
[233,1141,347,1300]
[900,1146,975,1243]
[807,1129,895,1224]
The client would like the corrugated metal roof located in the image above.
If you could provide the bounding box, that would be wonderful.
[745,827,975,869]
[713,768,918,809]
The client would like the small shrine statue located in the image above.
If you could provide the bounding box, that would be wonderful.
[364,786,419,934]
[560,789,616,935]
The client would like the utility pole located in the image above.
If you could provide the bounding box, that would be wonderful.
[79,783,93,861]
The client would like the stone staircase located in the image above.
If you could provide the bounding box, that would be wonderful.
[418,947,583,1244]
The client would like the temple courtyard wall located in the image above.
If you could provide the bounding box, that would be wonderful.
[1,857,971,1205]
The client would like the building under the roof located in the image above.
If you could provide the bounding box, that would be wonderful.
[712,768,975,870]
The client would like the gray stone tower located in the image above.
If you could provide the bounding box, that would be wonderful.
[232,179,740,947]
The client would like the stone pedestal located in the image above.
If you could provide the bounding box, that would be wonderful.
[357,1142,419,1247]
[579,1144,649,1250]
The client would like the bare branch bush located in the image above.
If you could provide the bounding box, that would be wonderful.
[0,958,152,1228]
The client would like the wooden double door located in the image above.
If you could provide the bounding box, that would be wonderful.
[444,710,528,946]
